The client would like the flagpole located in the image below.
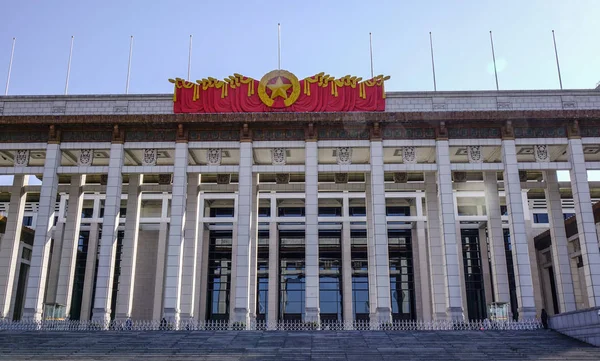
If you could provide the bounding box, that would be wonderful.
[187,35,192,81]
[277,23,281,70]
[489,31,499,91]
[429,32,437,91]
[125,35,133,94]
[64,36,74,95]
[552,30,563,90]
[4,37,15,96]
[369,32,374,78]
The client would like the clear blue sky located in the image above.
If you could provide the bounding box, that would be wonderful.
[1,0,599,95]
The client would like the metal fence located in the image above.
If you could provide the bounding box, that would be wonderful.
[0,318,542,332]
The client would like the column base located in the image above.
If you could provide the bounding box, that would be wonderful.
[21,308,43,322]
[232,307,249,329]
[446,307,464,321]
[517,307,538,320]
[163,308,181,330]
[433,312,448,321]
[91,308,111,330]
[375,307,392,324]
[304,307,320,323]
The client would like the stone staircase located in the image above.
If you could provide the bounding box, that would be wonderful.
[0,329,598,360]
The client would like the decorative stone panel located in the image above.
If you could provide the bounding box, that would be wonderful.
[467,146,483,163]
[142,149,158,166]
[393,172,408,183]
[276,173,290,184]
[207,148,222,165]
[78,149,93,166]
[271,148,287,165]
[334,173,349,184]
[14,150,29,167]
[452,171,467,183]
[534,145,550,162]
[402,147,417,164]
[216,174,231,185]
[336,147,352,165]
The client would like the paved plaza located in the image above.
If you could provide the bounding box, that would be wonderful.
[0,330,598,360]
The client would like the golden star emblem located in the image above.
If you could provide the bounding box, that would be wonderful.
[266,76,292,99]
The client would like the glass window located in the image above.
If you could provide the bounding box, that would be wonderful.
[22,216,33,227]
[388,229,415,320]
[278,207,305,217]
[258,207,271,217]
[209,208,235,218]
[318,207,341,217]
[349,207,366,217]
[206,231,232,320]
[533,213,549,223]
[386,206,410,216]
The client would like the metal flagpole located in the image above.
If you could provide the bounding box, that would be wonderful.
[187,35,192,81]
[489,31,499,91]
[277,23,281,70]
[552,30,563,90]
[369,32,374,78]
[429,32,437,91]
[4,37,15,96]
[64,36,74,95]
[125,36,134,94]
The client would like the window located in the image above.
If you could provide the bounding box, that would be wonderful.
[500,206,508,216]
[278,207,305,217]
[533,213,549,224]
[209,208,235,218]
[22,216,33,227]
[386,206,410,216]
[388,229,415,320]
[206,231,232,320]
[563,213,575,220]
[349,207,366,217]
[258,207,271,217]
[81,208,94,218]
[318,207,341,217]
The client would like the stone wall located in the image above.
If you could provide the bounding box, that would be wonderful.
[549,307,600,346]
[1,89,600,116]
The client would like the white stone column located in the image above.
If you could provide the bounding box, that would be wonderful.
[153,221,168,321]
[425,172,446,320]
[435,140,464,320]
[304,140,320,322]
[114,174,141,320]
[197,225,210,321]
[368,140,391,323]
[414,197,431,321]
[247,175,259,324]
[23,144,61,321]
[180,174,200,321]
[0,175,27,319]
[544,170,577,312]
[231,141,254,325]
[267,211,278,327]
[163,142,189,326]
[80,222,100,320]
[45,195,65,306]
[91,143,124,324]
[568,138,600,307]
[522,190,544,316]
[55,175,86,317]
[342,196,353,324]
[501,139,536,319]
[478,226,494,307]
[483,171,511,305]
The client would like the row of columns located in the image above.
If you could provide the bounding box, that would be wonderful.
[1,137,600,323]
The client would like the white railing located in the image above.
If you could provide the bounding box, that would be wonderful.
[0,318,542,332]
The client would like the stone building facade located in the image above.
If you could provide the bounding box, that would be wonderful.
[1,89,600,326]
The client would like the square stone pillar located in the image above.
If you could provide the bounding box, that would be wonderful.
[163,142,189,327]
[365,175,378,322]
[483,171,511,305]
[367,140,391,323]
[568,139,600,307]
[544,170,577,312]
[91,143,124,324]
[80,222,100,320]
[197,225,210,321]
[425,172,446,320]
[267,209,278,327]
[153,221,169,321]
[0,175,27,319]
[55,175,86,317]
[231,141,255,326]
[501,139,536,319]
[304,140,320,323]
[435,140,464,321]
[478,226,494,307]
[23,144,61,321]
[45,195,67,306]
[180,174,200,321]
[342,196,353,324]
[414,197,432,321]
[114,174,142,321]
[247,176,259,325]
